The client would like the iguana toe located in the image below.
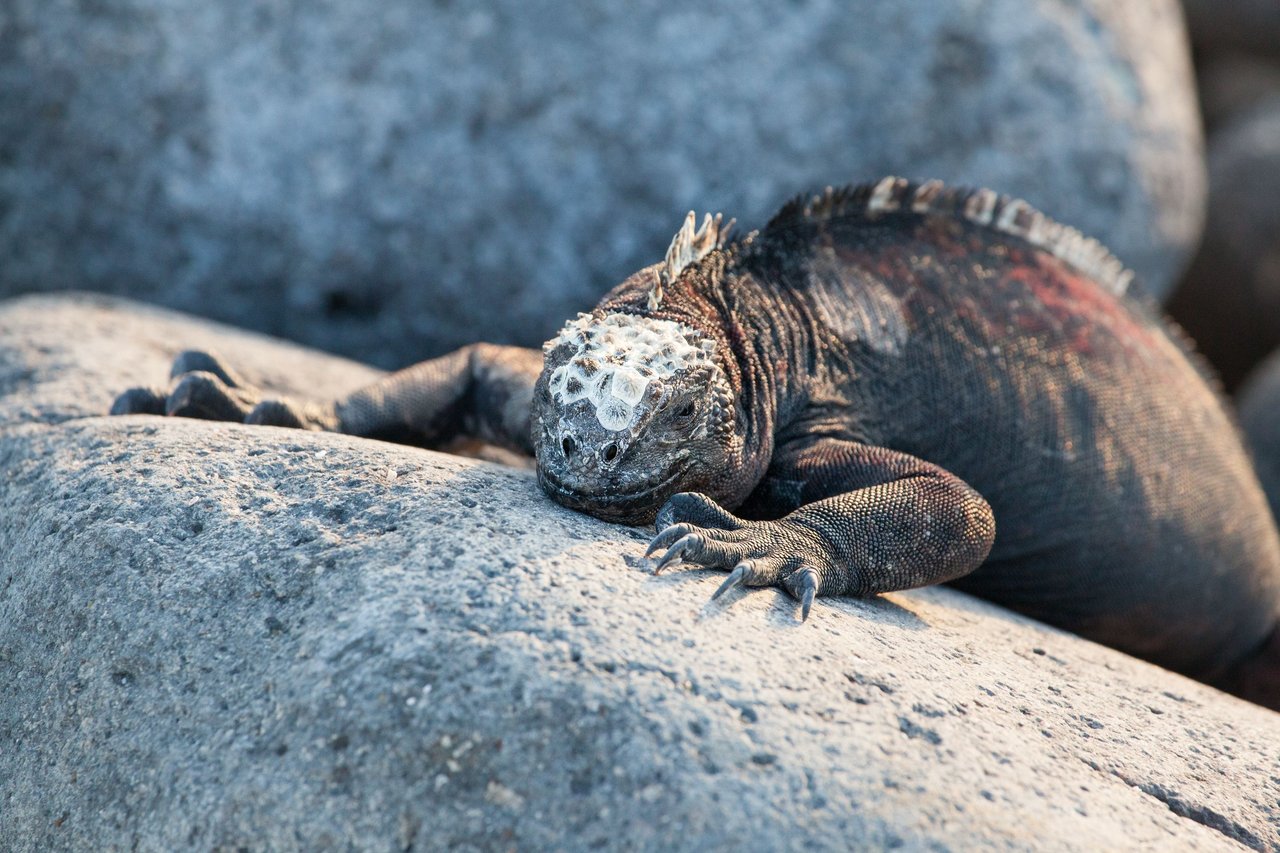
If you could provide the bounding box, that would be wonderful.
[167,371,259,421]
[787,567,820,621]
[248,398,340,431]
[711,562,754,600]
[649,492,840,620]
[644,522,695,560]
[647,524,757,575]
[655,492,745,532]
[110,386,166,416]
[247,400,306,428]
[169,349,245,387]
[653,533,703,573]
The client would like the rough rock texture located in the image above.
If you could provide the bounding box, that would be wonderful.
[1167,101,1280,391]
[1181,0,1280,58]
[4,294,1280,850]
[0,0,1204,369]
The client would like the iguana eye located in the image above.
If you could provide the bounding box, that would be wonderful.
[675,402,696,419]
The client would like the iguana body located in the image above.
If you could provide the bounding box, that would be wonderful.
[113,177,1280,707]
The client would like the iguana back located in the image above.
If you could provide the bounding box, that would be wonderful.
[726,180,1280,677]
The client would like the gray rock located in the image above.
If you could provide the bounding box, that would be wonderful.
[1167,100,1280,390]
[4,293,1279,850]
[0,0,1203,370]
[1182,0,1280,59]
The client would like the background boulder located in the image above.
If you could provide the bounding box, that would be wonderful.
[3,294,1277,849]
[0,0,1203,368]
[1165,3,1280,393]
[1181,0,1280,59]
[1167,100,1280,390]
[1195,54,1280,132]
[1238,352,1280,528]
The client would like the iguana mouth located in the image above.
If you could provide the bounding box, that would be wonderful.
[537,465,689,524]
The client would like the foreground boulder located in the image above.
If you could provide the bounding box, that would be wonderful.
[0,0,1203,369]
[2,294,1278,850]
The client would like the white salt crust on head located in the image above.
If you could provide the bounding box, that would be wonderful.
[544,312,716,431]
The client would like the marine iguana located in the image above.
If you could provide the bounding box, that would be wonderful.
[112,177,1280,709]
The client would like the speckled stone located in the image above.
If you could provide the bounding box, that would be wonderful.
[0,0,1203,370]
[2,294,1275,851]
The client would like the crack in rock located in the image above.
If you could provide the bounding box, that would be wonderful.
[1112,769,1264,851]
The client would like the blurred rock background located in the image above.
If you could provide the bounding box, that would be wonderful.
[1159,0,1280,538]
[1167,1,1280,391]
[0,0,1204,368]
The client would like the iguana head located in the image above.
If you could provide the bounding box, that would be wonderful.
[532,310,741,524]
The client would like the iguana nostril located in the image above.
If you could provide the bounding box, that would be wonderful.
[561,435,576,458]
[603,442,619,462]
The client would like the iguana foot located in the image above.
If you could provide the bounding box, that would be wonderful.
[111,370,259,421]
[111,349,259,420]
[109,386,166,416]
[110,349,337,430]
[646,492,832,620]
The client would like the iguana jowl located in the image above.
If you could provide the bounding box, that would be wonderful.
[113,177,1280,708]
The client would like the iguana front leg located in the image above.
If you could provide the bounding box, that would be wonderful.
[646,437,995,619]
[111,344,543,454]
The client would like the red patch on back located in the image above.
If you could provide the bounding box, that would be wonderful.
[1005,251,1155,357]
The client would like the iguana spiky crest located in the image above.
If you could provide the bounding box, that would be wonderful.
[648,211,734,310]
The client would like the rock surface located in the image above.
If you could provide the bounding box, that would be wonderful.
[1167,101,1280,390]
[0,0,1204,369]
[4,294,1280,849]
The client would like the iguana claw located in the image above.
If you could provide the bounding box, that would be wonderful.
[645,522,695,559]
[653,533,700,573]
[712,562,752,600]
[110,386,166,416]
[789,567,819,621]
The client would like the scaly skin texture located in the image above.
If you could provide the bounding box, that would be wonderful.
[113,178,1280,706]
